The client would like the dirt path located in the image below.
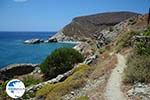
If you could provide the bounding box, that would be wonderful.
[105,54,127,100]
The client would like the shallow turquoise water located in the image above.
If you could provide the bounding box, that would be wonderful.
[0,32,75,68]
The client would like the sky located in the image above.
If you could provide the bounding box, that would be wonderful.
[0,0,150,31]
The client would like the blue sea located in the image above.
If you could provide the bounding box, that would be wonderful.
[0,32,75,68]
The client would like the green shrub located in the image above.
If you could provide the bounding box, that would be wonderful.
[135,41,150,56]
[124,54,150,83]
[22,91,36,99]
[143,26,150,36]
[40,48,84,79]
[134,26,150,55]
[36,64,91,100]
[0,81,8,90]
[23,75,42,87]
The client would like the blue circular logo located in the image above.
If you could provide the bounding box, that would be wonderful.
[6,79,25,99]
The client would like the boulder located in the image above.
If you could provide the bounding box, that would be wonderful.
[31,67,41,74]
[74,42,94,57]
[83,54,98,65]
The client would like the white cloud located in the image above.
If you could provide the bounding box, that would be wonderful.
[13,0,28,3]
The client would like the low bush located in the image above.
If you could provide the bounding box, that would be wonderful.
[135,41,150,55]
[0,81,7,91]
[22,91,36,99]
[143,26,150,36]
[36,64,91,100]
[124,54,150,83]
[23,75,42,87]
[0,81,9,99]
[40,48,84,80]
[135,27,150,55]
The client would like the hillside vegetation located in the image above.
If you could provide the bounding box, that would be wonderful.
[40,48,84,80]
[124,27,150,83]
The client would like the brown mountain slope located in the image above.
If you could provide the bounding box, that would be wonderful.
[52,11,140,41]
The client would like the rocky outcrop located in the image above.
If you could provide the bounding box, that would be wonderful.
[94,14,150,48]
[24,39,44,44]
[24,38,59,44]
[93,16,139,45]
[74,42,95,57]
[50,31,77,41]
[0,64,38,81]
[127,83,150,99]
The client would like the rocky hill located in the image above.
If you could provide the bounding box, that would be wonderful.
[50,12,143,58]
[51,12,140,41]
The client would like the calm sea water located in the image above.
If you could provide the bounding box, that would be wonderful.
[0,32,75,68]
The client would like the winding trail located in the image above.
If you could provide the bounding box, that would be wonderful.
[105,54,127,100]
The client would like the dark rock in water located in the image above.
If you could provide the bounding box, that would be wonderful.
[24,39,42,44]
[48,38,57,42]
[0,64,38,81]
